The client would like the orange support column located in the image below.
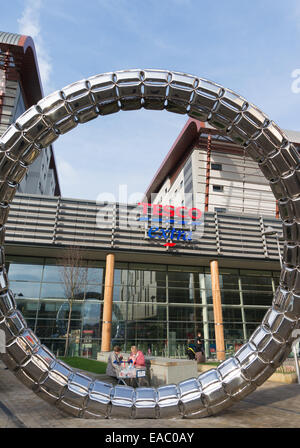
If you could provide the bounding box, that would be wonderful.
[101,253,115,352]
[210,260,226,361]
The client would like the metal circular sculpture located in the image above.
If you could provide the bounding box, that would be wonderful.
[0,69,300,419]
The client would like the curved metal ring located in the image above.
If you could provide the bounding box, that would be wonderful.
[0,69,300,419]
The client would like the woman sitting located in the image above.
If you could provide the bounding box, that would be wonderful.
[128,345,145,367]
[106,345,123,384]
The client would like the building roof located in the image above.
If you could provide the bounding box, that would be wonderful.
[145,118,300,200]
[0,31,23,46]
[0,31,61,196]
[0,30,43,106]
[284,129,300,144]
[145,118,203,200]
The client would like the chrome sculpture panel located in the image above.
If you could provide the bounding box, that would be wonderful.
[0,69,299,418]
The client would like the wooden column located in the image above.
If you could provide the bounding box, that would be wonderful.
[101,253,115,352]
[210,260,225,361]
[275,200,279,219]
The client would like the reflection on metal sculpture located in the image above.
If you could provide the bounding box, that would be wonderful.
[0,69,299,419]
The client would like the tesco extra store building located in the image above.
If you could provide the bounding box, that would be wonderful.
[5,192,282,361]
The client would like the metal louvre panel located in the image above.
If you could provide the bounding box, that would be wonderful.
[2,195,287,262]
[0,69,299,420]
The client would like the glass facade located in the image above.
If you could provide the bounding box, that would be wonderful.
[6,255,280,359]
[7,256,105,358]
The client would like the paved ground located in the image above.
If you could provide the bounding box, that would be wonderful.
[0,360,300,429]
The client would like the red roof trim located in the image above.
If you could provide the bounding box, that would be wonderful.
[0,33,44,107]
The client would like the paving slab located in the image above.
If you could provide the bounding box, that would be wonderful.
[0,361,300,428]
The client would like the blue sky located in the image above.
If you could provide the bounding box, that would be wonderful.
[2,0,300,201]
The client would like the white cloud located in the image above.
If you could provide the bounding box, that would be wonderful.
[56,155,78,186]
[18,0,52,94]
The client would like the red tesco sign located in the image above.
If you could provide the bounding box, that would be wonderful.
[138,203,202,220]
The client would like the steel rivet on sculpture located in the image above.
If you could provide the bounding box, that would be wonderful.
[0,69,299,419]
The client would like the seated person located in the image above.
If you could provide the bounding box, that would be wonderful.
[186,339,196,360]
[106,345,123,383]
[128,345,146,387]
[128,345,145,367]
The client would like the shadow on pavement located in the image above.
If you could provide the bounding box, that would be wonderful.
[242,383,300,407]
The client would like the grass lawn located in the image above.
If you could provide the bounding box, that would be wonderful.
[200,361,220,366]
[59,356,107,375]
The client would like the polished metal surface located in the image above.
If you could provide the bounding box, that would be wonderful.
[0,69,299,419]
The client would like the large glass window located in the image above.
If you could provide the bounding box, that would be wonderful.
[40,283,66,299]
[87,267,103,284]
[8,263,43,282]
[242,292,273,306]
[240,270,273,292]
[16,299,40,319]
[114,264,167,303]
[6,255,281,358]
[10,281,41,299]
[222,307,242,322]
[85,284,103,300]
[43,264,63,283]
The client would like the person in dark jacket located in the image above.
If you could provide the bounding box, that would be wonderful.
[106,345,123,383]
[194,331,205,363]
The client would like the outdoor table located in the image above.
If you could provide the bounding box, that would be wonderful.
[116,362,147,387]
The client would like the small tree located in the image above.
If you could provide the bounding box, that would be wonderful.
[58,245,88,357]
